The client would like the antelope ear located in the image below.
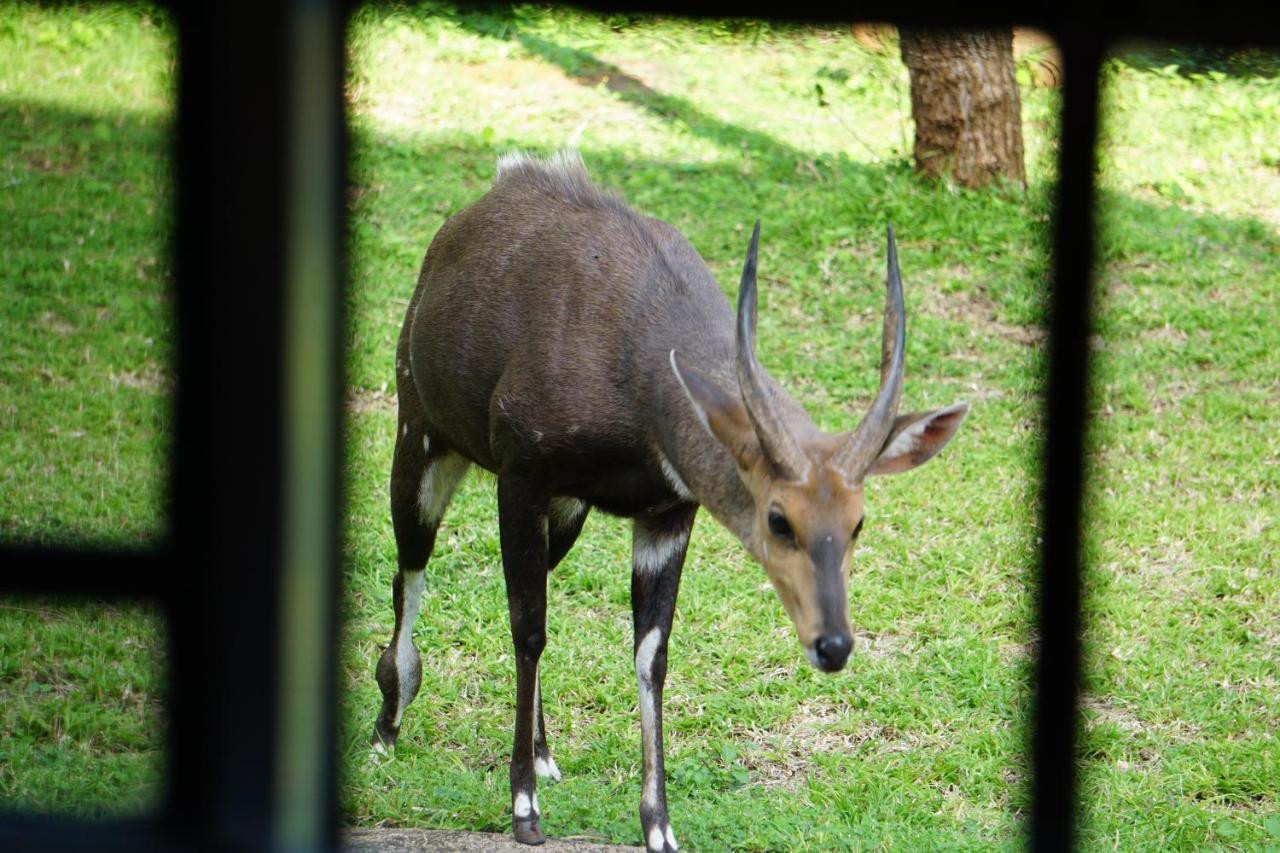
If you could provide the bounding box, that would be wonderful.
[867,402,969,476]
[670,350,761,470]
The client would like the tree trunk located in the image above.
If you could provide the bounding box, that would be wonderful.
[899,29,1026,189]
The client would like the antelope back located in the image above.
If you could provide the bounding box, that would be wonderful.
[402,151,737,472]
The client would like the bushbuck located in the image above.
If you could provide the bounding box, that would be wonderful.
[373,151,968,850]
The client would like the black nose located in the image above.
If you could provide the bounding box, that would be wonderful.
[814,634,852,672]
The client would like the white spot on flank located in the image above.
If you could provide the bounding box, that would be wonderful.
[657,452,694,502]
[422,435,430,455]
[632,522,688,577]
[665,825,678,850]
[513,792,532,818]
[648,825,665,852]
[417,453,469,524]
[402,423,409,438]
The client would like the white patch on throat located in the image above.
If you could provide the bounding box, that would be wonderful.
[632,522,688,578]
[656,451,694,502]
[669,349,713,436]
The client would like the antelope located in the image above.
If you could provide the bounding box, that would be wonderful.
[373,151,968,850]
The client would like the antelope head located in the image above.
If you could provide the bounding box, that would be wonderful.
[672,223,968,672]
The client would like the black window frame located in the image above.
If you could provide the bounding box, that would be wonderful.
[1,3,1272,851]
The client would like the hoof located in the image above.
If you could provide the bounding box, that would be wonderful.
[371,722,398,750]
[513,817,546,845]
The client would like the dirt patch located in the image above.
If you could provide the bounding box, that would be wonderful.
[730,697,948,790]
[345,827,640,851]
[348,387,397,415]
[915,278,1046,348]
[37,311,76,335]
[110,365,170,392]
[1081,695,1203,744]
[24,147,84,175]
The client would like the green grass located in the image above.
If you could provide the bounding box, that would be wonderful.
[3,3,1279,848]
[0,2,172,817]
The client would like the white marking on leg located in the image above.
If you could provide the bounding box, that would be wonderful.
[392,570,426,727]
[647,825,665,852]
[534,755,561,781]
[513,792,532,818]
[548,496,586,532]
[532,667,563,781]
[532,791,539,813]
[401,423,409,438]
[635,627,663,810]
[533,670,542,742]
[665,825,678,850]
[422,435,430,454]
[656,451,694,502]
[530,667,540,777]
[417,452,469,524]
[632,523,688,578]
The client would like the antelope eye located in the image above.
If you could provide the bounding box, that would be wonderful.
[767,509,795,542]
[851,517,865,542]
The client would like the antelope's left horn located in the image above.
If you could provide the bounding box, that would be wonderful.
[834,224,906,479]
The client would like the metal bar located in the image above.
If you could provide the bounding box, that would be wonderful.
[0,815,174,853]
[0,546,168,601]
[164,1,294,846]
[274,0,346,848]
[1029,35,1103,852]
[162,1,345,848]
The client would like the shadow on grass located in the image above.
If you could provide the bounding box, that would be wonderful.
[447,6,810,170]
[1112,42,1280,80]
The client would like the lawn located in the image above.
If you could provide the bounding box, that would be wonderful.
[1,4,1277,849]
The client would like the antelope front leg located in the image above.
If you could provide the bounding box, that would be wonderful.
[497,475,551,845]
[631,506,695,853]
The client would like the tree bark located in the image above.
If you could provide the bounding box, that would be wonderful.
[899,29,1026,189]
